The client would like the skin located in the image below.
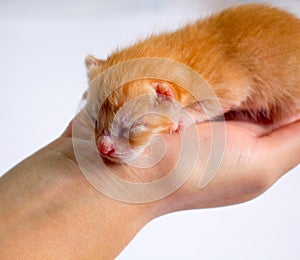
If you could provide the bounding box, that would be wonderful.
[0,112,300,259]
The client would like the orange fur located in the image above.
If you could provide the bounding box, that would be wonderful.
[85,3,300,162]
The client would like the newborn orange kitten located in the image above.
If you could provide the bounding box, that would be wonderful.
[84,4,300,162]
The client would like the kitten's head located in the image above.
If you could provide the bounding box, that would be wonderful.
[85,55,180,163]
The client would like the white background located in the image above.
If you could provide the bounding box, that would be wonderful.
[0,0,299,259]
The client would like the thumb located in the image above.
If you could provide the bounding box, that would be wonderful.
[259,120,300,178]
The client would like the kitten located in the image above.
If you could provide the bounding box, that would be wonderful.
[84,3,300,163]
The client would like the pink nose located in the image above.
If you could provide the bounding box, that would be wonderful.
[97,135,115,155]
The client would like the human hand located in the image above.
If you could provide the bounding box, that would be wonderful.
[149,120,300,214]
[69,111,300,215]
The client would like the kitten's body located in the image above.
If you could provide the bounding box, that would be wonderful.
[85,4,300,162]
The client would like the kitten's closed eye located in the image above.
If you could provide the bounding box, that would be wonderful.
[119,127,129,139]
[130,121,147,135]
[113,121,147,139]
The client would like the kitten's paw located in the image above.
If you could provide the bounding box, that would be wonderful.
[170,120,184,134]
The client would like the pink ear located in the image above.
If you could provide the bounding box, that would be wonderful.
[85,55,104,69]
[152,82,174,99]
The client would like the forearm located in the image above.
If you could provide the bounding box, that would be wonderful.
[0,138,152,259]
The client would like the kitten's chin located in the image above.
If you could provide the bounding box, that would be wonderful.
[100,154,124,164]
[100,146,147,164]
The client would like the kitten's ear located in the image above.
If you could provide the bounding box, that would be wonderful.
[85,55,104,69]
[151,82,174,100]
[85,55,104,81]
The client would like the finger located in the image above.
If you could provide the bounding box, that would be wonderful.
[259,120,300,177]
[61,111,91,138]
[225,121,274,137]
[61,120,74,138]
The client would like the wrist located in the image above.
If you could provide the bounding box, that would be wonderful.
[0,136,156,259]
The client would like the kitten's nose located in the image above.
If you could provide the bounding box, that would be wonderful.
[97,135,115,155]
